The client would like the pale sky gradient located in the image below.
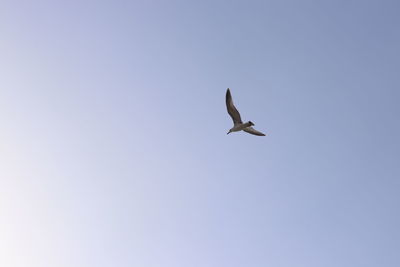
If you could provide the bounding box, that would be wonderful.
[1,1,400,266]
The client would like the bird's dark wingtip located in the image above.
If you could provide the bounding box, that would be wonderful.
[226,88,231,99]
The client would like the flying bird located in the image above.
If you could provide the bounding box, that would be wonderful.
[226,88,266,136]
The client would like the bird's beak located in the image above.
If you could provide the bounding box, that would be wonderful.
[227,131,230,135]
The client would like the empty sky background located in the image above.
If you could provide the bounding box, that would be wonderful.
[1,0,399,266]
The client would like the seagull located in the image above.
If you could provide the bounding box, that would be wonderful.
[226,88,266,136]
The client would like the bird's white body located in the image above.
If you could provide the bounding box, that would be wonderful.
[229,121,254,133]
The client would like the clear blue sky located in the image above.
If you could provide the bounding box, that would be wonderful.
[1,1,399,266]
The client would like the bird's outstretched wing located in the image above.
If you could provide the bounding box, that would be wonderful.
[226,88,242,125]
[243,126,266,136]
